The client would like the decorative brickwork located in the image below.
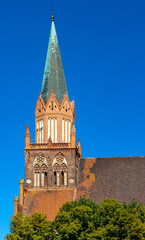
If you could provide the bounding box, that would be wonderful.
[14,17,81,218]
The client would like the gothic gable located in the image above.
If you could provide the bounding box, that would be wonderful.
[60,95,73,116]
[46,92,60,113]
[35,95,46,115]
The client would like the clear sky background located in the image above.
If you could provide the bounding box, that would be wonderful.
[0,0,145,238]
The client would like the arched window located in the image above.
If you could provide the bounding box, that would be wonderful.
[34,164,40,187]
[61,163,67,186]
[62,119,71,143]
[61,171,64,185]
[53,163,60,186]
[48,118,57,143]
[52,153,68,188]
[41,164,47,187]
[33,153,48,188]
[54,171,57,185]
[37,120,44,143]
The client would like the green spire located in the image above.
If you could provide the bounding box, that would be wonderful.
[41,16,68,105]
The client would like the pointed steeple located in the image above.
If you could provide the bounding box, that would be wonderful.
[25,123,30,136]
[41,16,68,105]
[25,123,30,148]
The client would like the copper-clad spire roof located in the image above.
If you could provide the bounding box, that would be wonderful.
[41,16,68,105]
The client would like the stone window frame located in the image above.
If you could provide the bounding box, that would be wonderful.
[52,152,68,187]
[33,153,48,188]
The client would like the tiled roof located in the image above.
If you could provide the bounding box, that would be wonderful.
[77,157,145,204]
[23,188,75,221]
[22,157,145,220]
[41,17,68,105]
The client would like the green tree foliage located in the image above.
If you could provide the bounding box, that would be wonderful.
[5,212,57,240]
[54,197,145,240]
[6,197,145,240]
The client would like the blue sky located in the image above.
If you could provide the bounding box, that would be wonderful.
[0,0,145,238]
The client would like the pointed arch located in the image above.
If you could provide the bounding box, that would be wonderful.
[34,164,40,187]
[53,163,60,186]
[33,153,48,188]
[36,120,44,143]
[61,163,67,186]
[33,153,48,167]
[52,153,68,187]
[34,164,40,172]
[48,117,58,143]
[53,163,60,171]
[41,164,48,187]
[52,152,67,167]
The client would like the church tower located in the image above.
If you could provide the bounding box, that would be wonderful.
[14,16,81,219]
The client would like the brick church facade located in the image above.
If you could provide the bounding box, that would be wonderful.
[14,16,145,221]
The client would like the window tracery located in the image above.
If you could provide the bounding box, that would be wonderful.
[34,164,40,172]
[37,155,44,163]
[61,163,67,171]
[33,153,48,188]
[52,153,68,187]
[54,163,60,171]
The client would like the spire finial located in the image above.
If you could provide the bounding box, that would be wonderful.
[51,15,54,22]
[51,3,54,21]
